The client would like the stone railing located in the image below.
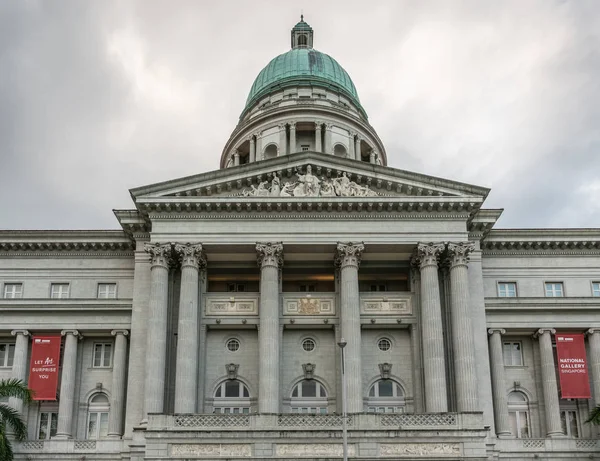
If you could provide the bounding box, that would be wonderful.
[15,439,122,454]
[150,412,479,432]
[496,437,599,452]
[204,293,259,316]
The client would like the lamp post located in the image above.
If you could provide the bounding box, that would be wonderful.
[338,338,348,461]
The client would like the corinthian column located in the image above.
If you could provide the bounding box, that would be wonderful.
[355,136,361,160]
[325,123,333,154]
[289,122,297,154]
[315,122,322,152]
[9,330,30,416]
[587,329,600,407]
[335,242,365,413]
[488,329,511,437]
[413,243,448,412]
[108,330,128,438]
[535,328,563,437]
[55,330,80,439]
[256,242,283,413]
[143,243,172,419]
[249,136,256,163]
[447,242,478,412]
[174,243,205,413]
[279,124,287,156]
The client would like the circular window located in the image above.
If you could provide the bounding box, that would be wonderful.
[302,338,316,352]
[377,338,392,352]
[226,338,240,352]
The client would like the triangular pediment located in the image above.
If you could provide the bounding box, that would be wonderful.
[131,152,489,202]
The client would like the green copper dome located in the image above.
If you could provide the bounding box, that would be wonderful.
[243,48,365,117]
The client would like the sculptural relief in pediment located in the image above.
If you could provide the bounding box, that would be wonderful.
[238,166,379,198]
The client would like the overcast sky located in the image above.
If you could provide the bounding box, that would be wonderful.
[1,0,599,230]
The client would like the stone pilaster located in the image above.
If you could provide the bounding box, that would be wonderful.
[355,136,362,160]
[535,328,563,437]
[289,122,297,154]
[9,330,30,416]
[412,242,448,412]
[315,122,322,152]
[279,124,287,156]
[348,132,356,160]
[325,123,333,154]
[143,243,172,419]
[256,242,283,413]
[256,133,263,160]
[369,150,377,164]
[55,330,80,439]
[249,136,256,163]
[335,242,365,413]
[233,150,240,166]
[587,329,600,406]
[488,329,511,437]
[108,330,129,438]
[446,242,478,412]
[174,243,205,413]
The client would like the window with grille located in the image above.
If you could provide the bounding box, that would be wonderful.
[93,343,112,368]
[498,282,517,297]
[502,341,523,366]
[290,380,328,414]
[366,379,405,413]
[213,380,251,414]
[545,282,564,297]
[0,343,15,367]
[97,283,117,299]
[50,283,70,299]
[87,394,109,439]
[3,283,23,299]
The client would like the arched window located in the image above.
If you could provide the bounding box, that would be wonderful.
[508,391,530,438]
[290,380,328,414]
[263,144,278,160]
[298,34,307,47]
[213,380,251,414]
[367,379,405,413]
[87,393,109,439]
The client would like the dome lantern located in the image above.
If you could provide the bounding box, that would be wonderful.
[291,15,313,49]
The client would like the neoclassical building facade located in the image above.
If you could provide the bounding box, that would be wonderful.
[1,17,599,461]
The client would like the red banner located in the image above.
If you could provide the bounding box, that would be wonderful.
[555,333,591,399]
[29,335,61,401]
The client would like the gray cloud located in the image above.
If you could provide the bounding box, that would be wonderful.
[1,0,599,229]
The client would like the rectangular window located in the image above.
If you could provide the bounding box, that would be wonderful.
[498,282,517,298]
[87,412,109,439]
[97,283,117,299]
[502,341,523,366]
[509,410,530,438]
[545,282,564,297]
[370,284,387,292]
[38,412,58,439]
[0,343,15,367]
[3,283,23,299]
[93,343,112,368]
[50,283,70,299]
[301,145,310,151]
[560,410,580,438]
[592,282,600,297]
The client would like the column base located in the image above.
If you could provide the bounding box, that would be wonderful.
[547,431,567,438]
[52,434,72,440]
[496,432,513,439]
[107,433,122,439]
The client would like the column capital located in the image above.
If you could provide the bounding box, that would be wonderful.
[413,242,445,268]
[335,242,365,268]
[111,329,129,337]
[325,123,333,130]
[289,121,297,129]
[586,328,600,336]
[144,243,173,269]
[174,243,206,269]
[488,328,506,336]
[446,242,476,268]
[278,123,286,130]
[11,330,30,337]
[61,330,82,339]
[534,328,556,338]
[255,132,262,139]
[256,242,283,268]
[314,121,323,129]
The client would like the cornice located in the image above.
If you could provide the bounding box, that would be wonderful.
[485,297,600,309]
[148,212,472,221]
[0,241,134,253]
[0,299,133,311]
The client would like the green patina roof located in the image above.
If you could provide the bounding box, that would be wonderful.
[243,48,365,117]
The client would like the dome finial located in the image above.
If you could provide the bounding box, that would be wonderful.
[291,14,313,49]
